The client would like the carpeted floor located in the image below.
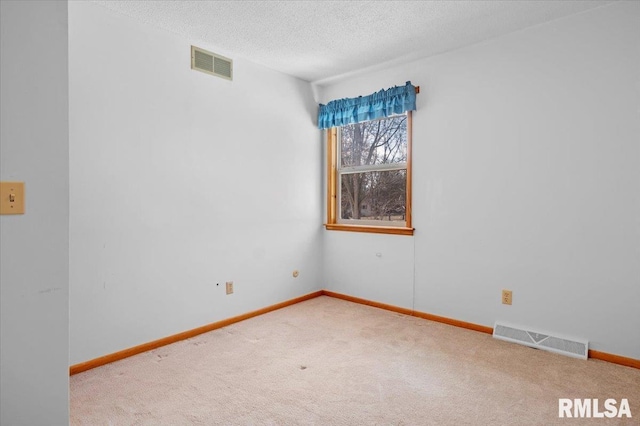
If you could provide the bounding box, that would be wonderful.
[70,296,639,425]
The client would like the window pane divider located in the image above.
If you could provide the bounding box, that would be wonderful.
[339,162,407,174]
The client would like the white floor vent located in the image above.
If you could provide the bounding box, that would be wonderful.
[493,322,588,360]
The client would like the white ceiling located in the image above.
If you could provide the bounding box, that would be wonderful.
[92,0,613,84]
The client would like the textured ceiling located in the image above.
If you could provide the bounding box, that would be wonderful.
[92,0,612,84]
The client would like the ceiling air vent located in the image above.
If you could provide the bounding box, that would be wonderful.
[191,46,232,81]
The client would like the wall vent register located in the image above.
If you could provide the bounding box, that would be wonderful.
[493,322,588,359]
[191,45,233,80]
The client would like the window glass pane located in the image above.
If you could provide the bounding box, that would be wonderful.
[340,115,407,168]
[340,170,406,223]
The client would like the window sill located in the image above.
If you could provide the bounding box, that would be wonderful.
[324,223,414,236]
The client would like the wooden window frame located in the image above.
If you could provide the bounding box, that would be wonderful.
[325,112,414,236]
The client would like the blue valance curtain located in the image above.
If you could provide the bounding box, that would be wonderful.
[317,81,417,129]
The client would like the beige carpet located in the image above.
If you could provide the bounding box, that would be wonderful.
[71,296,639,425]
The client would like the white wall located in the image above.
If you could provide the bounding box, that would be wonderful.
[68,0,639,365]
[69,2,322,364]
[320,2,640,359]
[0,1,70,424]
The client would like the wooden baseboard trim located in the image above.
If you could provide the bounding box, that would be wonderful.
[70,289,639,375]
[321,290,414,316]
[69,290,324,375]
[321,290,492,334]
[411,310,494,334]
[589,349,640,369]
[321,290,638,369]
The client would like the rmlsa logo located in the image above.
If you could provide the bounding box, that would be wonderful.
[559,398,632,418]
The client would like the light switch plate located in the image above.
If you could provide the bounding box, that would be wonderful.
[0,182,25,214]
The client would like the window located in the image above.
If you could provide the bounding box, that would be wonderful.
[326,112,413,235]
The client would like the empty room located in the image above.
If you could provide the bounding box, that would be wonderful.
[1,0,639,424]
